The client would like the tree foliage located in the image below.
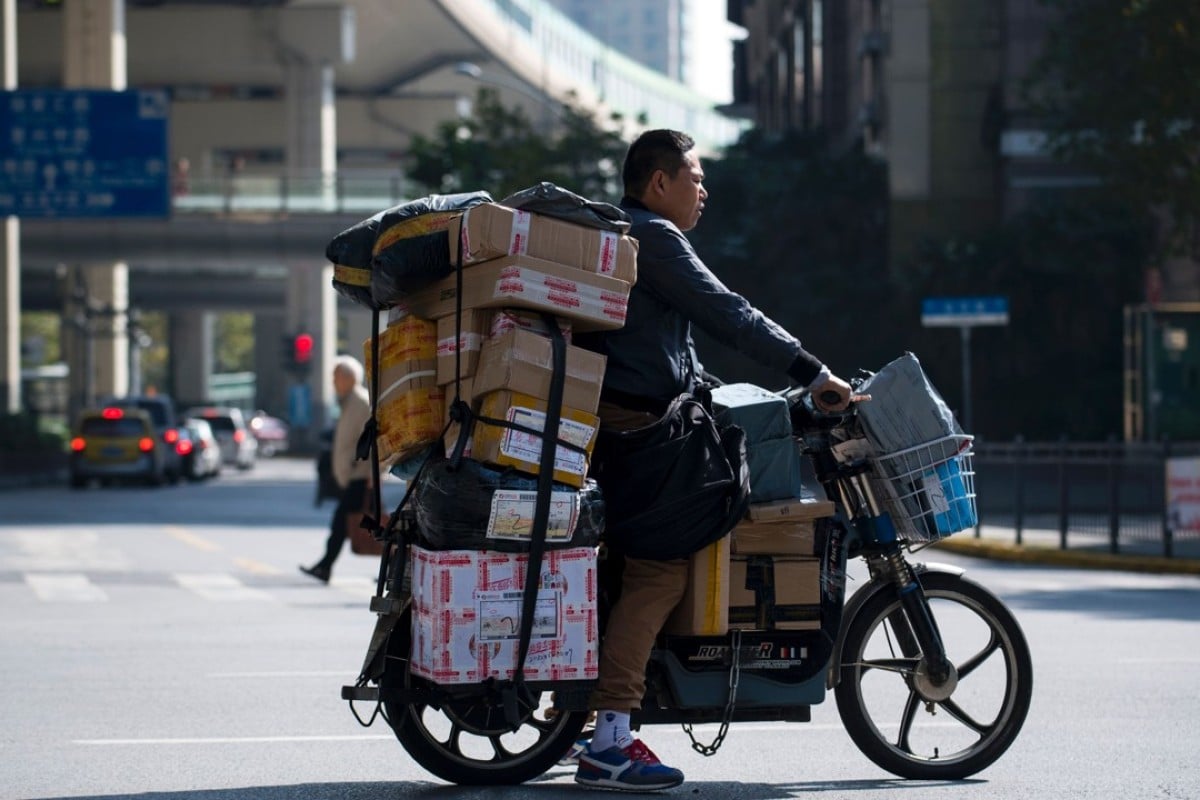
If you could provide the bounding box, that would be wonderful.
[1024,0,1200,259]
[406,88,629,202]
[686,130,895,391]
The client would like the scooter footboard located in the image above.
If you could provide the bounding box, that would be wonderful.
[652,631,829,710]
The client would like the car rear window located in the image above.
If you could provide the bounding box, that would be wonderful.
[81,418,148,437]
[201,416,236,433]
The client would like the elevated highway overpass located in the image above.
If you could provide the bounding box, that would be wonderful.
[4,0,745,440]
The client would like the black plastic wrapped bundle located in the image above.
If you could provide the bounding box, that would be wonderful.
[370,191,492,307]
[411,456,604,552]
[327,207,388,308]
[500,182,630,233]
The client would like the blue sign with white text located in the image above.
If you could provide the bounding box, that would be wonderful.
[0,89,170,218]
[921,296,1009,327]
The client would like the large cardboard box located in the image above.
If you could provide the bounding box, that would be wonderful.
[364,316,437,386]
[394,255,630,332]
[435,310,489,386]
[729,555,822,631]
[458,390,599,489]
[731,519,818,556]
[746,496,836,522]
[409,546,599,685]
[450,202,638,284]
[471,328,606,415]
[377,382,444,466]
[663,536,730,636]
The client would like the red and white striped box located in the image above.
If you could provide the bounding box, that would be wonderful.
[409,546,599,684]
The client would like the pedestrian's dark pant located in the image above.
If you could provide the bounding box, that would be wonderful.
[315,478,368,572]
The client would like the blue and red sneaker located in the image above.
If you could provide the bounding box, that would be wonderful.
[574,738,684,791]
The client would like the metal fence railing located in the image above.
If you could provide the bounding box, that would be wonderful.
[972,440,1200,559]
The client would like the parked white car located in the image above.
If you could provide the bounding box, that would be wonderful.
[183,406,257,470]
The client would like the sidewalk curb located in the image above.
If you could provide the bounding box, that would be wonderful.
[932,537,1200,576]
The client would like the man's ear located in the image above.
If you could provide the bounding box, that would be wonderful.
[650,169,667,197]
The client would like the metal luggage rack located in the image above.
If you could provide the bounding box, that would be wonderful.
[867,434,977,545]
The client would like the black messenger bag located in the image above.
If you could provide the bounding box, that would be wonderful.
[591,392,750,561]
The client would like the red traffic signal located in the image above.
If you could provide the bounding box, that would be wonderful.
[293,333,314,365]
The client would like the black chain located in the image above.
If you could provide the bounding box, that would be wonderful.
[682,628,742,756]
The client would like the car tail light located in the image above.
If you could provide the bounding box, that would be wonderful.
[101,407,123,419]
[233,429,245,443]
[71,437,86,452]
[138,437,155,453]
[163,428,179,444]
[176,439,193,456]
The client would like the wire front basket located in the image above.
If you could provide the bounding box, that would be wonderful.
[868,434,977,544]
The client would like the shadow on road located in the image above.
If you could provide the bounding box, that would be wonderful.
[28,777,985,800]
[1003,584,1200,622]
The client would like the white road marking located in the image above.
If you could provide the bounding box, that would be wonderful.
[206,671,349,678]
[75,734,394,745]
[330,575,377,597]
[5,530,131,571]
[24,573,108,603]
[174,573,276,602]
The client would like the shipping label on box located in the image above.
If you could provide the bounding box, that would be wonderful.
[472,391,599,488]
[394,256,630,332]
[478,590,560,641]
[409,546,599,684]
[487,489,581,543]
[435,310,489,386]
[472,328,606,415]
[452,203,638,283]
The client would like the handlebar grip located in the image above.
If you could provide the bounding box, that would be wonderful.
[819,390,842,407]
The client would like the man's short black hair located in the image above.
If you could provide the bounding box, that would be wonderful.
[622,129,695,198]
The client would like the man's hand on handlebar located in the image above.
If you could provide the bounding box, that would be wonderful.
[811,374,870,413]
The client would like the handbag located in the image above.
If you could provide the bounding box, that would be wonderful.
[347,493,386,556]
[591,391,750,561]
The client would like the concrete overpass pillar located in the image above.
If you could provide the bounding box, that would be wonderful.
[1,0,18,414]
[169,311,212,408]
[276,5,353,452]
[62,0,130,405]
[253,312,286,417]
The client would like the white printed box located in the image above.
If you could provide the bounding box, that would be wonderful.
[409,546,599,684]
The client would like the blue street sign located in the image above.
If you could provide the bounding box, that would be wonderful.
[922,296,1010,327]
[0,89,170,218]
[289,383,312,429]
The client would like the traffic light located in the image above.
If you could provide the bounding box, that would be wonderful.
[293,333,314,366]
[283,332,315,374]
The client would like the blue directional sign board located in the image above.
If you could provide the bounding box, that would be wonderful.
[0,89,170,218]
[921,296,1009,327]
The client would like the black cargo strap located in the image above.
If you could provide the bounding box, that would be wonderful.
[500,313,567,728]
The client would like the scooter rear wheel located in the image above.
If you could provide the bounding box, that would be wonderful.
[835,571,1033,779]
[380,608,590,785]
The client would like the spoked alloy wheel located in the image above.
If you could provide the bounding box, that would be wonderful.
[380,609,589,785]
[835,572,1033,779]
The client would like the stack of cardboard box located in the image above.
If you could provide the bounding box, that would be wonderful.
[665,495,836,636]
[376,201,638,684]
[365,203,638,473]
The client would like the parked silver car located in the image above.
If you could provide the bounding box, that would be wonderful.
[183,406,257,470]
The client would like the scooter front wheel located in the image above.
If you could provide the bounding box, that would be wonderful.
[380,608,590,785]
[835,571,1033,779]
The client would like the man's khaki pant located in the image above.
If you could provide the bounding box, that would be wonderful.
[588,400,690,713]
